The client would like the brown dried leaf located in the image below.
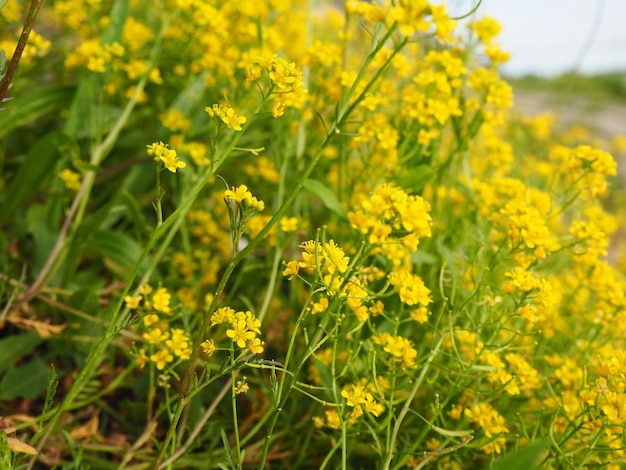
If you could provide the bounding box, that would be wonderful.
[69,412,99,441]
[8,314,67,338]
[7,437,38,455]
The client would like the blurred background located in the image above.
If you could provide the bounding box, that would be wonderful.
[449,0,626,77]
[447,0,626,140]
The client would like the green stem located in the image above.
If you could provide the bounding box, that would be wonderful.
[26,12,192,465]
[230,346,242,469]
[155,167,164,226]
[382,334,446,470]
[16,10,174,311]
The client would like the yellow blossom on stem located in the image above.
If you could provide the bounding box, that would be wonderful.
[224,185,252,203]
[146,142,186,173]
[143,327,169,345]
[124,295,142,309]
[201,339,216,357]
[221,107,246,131]
[59,169,81,191]
[226,318,256,348]
[152,287,172,313]
[150,348,174,370]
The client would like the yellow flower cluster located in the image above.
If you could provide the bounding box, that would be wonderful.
[372,332,418,370]
[205,104,247,131]
[146,141,186,173]
[205,306,264,354]
[59,169,82,191]
[125,285,192,371]
[224,184,265,212]
[246,53,307,117]
[464,403,509,455]
[349,183,432,266]
[389,0,456,42]
[313,378,387,429]
[0,30,51,67]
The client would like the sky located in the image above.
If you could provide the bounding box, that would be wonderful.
[447,0,626,76]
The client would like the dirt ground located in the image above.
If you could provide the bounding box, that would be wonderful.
[513,88,626,262]
[513,88,626,142]
[513,88,626,181]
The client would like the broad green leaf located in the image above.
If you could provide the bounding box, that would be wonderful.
[0,332,42,374]
[0,430,11,468]
[87,229,147,274]
[101,0,129,44]
[0,132,76,226]
[119,190,149,236]
[396,164,434,192]
[304,179,346,218]
[26,202,63,279]
[0,357,50,400]
[0,1,8,13]
[0,85,74,139]
[170,73,208,116]
[490,440,548,470]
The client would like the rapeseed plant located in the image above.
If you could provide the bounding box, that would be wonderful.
[1,1,626,469]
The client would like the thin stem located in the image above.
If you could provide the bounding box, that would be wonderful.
[382,334,446,470]
[15,10,173,311]
[26,12,176,466]
[0,0,44,104]
[158,378,232,469]
[230,346,242,469]
[155,167,164,226]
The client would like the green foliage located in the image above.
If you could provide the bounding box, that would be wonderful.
[1,1,625,469]
[0,357,50,400]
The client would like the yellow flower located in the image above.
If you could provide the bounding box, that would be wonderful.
[152,288,172,314]
[143,313,159,327]
[211,307,236,326]
[271,101,285,118]
[150,348,174,370]
[143,327,169,345]
[221,107,246,131]
[136,348,148,369]
[226,318,256,348]
[165,328,191,360]
[234,379,249,395]
[325,409,341,429]
[247,337,265,354]
[201,339,216,357]
[146,142,186,173]
[282,260,299,280]
[124,295,142,309]
[159,148,186,173]
[280,216,299,232]
[224,185,252,203]
[59,169,81,191]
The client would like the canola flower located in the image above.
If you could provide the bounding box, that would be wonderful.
[4,0,626,467]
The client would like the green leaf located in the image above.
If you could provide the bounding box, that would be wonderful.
[0,132,77,226]
[42,365,59,417]
[26,203,63,279]
[396,164,434,192]
[429,423,473,438]
[0,430,11,469]
[88,229,147,274]
[0,332,42,374]
[0,357,50,400]
[0,85,74,139]
[0,1,8,13]
[490,440,548,470]
[303,179,346,218]
[101,0,130,44]
[220,429,235,469]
